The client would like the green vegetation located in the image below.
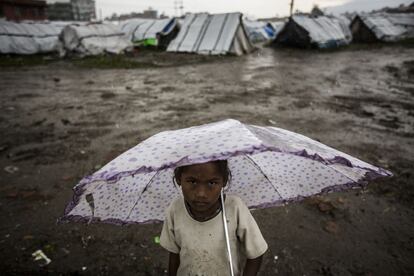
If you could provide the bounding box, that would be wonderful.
[0,51,228,69]
[0,54,161,69]
[2,40,410,69]
[0,55,58,67]
[396,38,414,48]
[346,39,414,51]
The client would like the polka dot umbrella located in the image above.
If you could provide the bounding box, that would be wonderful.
[60,119,391,225]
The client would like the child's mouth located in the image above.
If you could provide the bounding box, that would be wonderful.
[193,201,209,207]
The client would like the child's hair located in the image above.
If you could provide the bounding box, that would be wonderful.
[173,159,231,186]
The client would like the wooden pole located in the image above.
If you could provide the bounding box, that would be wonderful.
[290,0,294,16]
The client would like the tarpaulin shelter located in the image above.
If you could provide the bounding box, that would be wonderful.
[351,13,414,42]
[0,20,63,54]
[120,18,179,49]
[243,19,276,43]
[270,21,286,38]
[59,22,133,56]
[274,15,351,49]
[167,13,254,55]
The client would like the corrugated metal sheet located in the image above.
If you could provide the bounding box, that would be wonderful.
[167,13,253,55]
[292,15,350,48]
[120,18,177,42]
[60,23,132,56]
[360,14,406,41]
[359,13,414,41]
[0,20,63,54]
[387,13,414,27]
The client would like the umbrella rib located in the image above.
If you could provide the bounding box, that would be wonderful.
[243,155,284,200]
[318,162,362,185]
[125,171,160,222]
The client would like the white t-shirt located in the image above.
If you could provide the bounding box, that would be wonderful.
[160,195,268,276]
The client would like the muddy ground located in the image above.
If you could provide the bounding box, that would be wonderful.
[0,45,413,275]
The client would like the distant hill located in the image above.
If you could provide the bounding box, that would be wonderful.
[324,0,413,14]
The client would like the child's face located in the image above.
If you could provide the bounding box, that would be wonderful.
[179,162,226,217]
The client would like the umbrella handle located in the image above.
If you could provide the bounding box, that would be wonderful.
[221,189,235,276]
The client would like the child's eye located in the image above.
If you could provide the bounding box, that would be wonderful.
[208,181,217,186]
[190,180,197,185]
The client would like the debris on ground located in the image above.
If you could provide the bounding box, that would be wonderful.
[32,119,47,126]
[81,235,94,248]
[23,235,34,240]
[0,144,9,152]
[4,166,19,174]
[306,196,338,213]
[61,119,71,125]
[32,250,51,266]
[324,221,339,234]
[5,188,51,201]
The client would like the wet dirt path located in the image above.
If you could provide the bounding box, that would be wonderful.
[0,46,413,275]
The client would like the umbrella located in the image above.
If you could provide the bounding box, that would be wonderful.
[60,119,391,225]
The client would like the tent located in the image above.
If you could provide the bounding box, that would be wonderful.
[270,21,286,38]
[60,22,133,56]
[336,15,353,43]
[120,18,179,48]
[351,13,414,42]
[243,20,276,43]
[274,15,351,49]
[0,20,63,55]
[167,13,254,55]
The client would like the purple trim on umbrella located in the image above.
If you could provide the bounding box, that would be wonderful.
[329,156,353,167]
[58,167,391,226]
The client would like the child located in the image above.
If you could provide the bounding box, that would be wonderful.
[160,160,268,276]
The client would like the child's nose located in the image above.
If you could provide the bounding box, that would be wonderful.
[195,185,208,199]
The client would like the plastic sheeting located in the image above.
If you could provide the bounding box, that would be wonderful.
[167,13,254,55]
[357,13,414,42]
[0,20,64,54]
[270,21,286,37]
[120,18,177,44]
[243,20,275,43]
[292,15,350,48]
[60,22,133,56]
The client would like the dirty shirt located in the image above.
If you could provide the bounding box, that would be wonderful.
[160,195,268,276]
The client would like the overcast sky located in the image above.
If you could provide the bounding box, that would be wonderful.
[55,0,411,19]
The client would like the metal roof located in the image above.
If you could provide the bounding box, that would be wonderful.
[292,15,350,48]
[167,13,253,55]
[358,13,414,41]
